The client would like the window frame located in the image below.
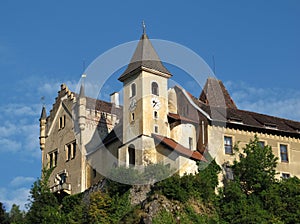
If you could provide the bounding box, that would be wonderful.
[154,125,159,133]
[153,111,158,119]
[130,83,136,98]
[280,144,289,163]
[151,82,159,96]
[48,149,58,168]
[128,144,135,167]
[65,141,76,161]
[224,136,233,155]
[282,173,290,179]
[188,137,193,150]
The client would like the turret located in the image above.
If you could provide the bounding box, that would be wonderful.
[78,84,86,131]
[39,106,47,150]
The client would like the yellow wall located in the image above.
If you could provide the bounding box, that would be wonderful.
[209,125,300,179]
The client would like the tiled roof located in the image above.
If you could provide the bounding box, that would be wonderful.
[187,80,300,136]
[152,134,206,162]
[118,33,171,82]
[199,77,237,109]
[85,96,122,116]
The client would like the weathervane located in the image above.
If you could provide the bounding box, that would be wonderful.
[41,96,45,107]
[142,20,146,34]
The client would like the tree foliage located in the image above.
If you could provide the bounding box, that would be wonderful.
[9,204,25,224]
[219,136,300,224]
[25,168,65,224]
[4,137,300,223]
[0,202,9,224]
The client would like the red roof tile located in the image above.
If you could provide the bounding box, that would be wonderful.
[152,134,206,162]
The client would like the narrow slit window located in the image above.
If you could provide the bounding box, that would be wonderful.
[131,83,136,97]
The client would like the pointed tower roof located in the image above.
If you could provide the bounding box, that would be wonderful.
[40,106,47,120]
[118,32,171,82]
[79,83,85,98]
[199,77,237,109]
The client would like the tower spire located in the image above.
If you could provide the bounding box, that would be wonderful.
[142,20,146,34]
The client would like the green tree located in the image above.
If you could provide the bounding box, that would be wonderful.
[61,193,85,224]
[219,136,282,223]
[0,202,10,224]
[87,191,113,224]
[232,136,278,195]
[25,168,65,224]
[9,204,25,224]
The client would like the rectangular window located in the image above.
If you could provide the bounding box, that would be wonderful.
[59,173,67,185]
[154,125,158,133]
[280,144,289,162]
[188,137,193,150]
[154,111,158,119]
[48,150,58,168]
[66,141,76,161]
[59,115,66,129]
[224,136,233,154]
[258,141,265,148]
[282,173,290,179]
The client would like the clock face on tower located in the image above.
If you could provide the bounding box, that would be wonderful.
[129,98,137,111]
[151,97,161,110]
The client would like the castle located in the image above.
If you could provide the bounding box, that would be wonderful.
[39,31,300,196]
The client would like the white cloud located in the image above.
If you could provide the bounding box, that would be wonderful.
[226,81,300,121]
[0,138,22,153]
[37,80,78,100]
[10,176,36,187]
[0,103,41,118]
[0,187,30,211]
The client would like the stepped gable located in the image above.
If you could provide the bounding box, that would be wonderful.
[118,32,171,82]
[47,84,75,124]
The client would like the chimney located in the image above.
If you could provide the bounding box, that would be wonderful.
[110,92,119,108]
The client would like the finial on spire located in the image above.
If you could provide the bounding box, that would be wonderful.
[142,20,146,34]
[41,96,45,107]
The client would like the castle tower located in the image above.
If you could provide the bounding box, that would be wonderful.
[39,106,47,164]
[118,29,172,167]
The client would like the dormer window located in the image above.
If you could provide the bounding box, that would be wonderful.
[131,83,136,97]
[264,123,277,129]
[151,82,159,96]
[228,117,243,124]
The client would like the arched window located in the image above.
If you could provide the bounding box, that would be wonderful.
[151,82,159,96]
[128,144,135,167]
[131,83,136,97]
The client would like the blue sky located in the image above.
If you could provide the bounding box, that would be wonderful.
[0,1,299,210]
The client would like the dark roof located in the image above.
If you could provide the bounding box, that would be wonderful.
[40,106,47,120]
[118,33,171,82]
[188,83,300,136]
[102,122,123,145]
[152,134,206,161]
[199,77,237,109]
[168,113,198,124]
[85,97,122,116]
